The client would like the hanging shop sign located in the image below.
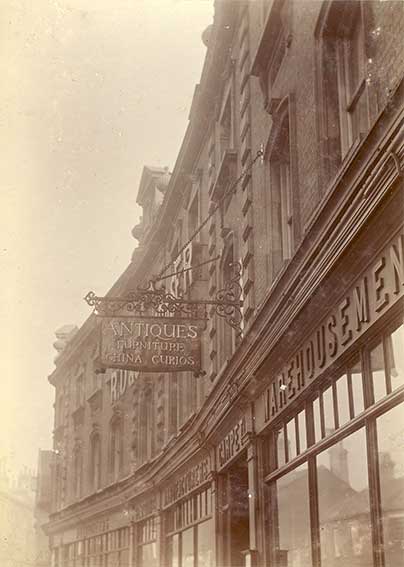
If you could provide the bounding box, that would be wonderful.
[100,316,203,373]
[256,228,404,428]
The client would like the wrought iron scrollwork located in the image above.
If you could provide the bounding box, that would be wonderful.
[215,261,243,335]
[84,282,207,320]
[84,262,244,334]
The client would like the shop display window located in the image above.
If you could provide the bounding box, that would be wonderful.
[197,520,214,567]
[165,488,213,567]
[271,463,312,567]
[370,322,404,404]
[265,317,404,567]
[138,517,158,567]
[275,411,308,468]
[182,527,194,567]
[317,427,372,567]
[377,403,404,567]
[167,533,179,567]
[75,527,130,567]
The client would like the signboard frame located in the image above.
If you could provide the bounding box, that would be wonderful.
[99,314,204,374]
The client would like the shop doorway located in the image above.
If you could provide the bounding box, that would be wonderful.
[219,456,250,567]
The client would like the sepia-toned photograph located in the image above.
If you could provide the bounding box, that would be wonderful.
[1,1,404,566]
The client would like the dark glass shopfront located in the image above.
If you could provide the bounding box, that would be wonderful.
[263,314,404,567]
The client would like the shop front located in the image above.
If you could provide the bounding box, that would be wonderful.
[132,493,159,567]
[215,410,258,567]
[53,512,131,567]
[162,455,214,567]
[255,213,404,567]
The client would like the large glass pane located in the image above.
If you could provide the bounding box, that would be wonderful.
[336,373,350,427]
[140,543,158,567]
[182,527,194,567]
[371,342,386,403]
[198,520,214,567]
[167,534,179,567]
[388,324,404,393]
[317,428,372,567]
[350,359,364,416]
[272,463,312,567]
[377,402,404,567]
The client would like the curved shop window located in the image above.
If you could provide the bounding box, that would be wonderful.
[137,516,158,567]
[264,316,404,567]
[62,527,129,567]
[166,487,213,567]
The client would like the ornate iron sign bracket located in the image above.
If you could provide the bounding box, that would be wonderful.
[84,262,244,335]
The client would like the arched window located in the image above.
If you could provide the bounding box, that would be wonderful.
[109,417,123,481]
[89,433,101,490]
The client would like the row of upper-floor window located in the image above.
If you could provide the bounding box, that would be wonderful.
[52,372,201,508]
[52,419,125,510]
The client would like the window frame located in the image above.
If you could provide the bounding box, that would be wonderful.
[315,0,374,187]
[263,312,404,567]
[264,95,300,281]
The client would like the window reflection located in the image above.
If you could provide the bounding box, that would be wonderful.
[272,463,312,567]
[317,428,372,567]
[377,402,404,567]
